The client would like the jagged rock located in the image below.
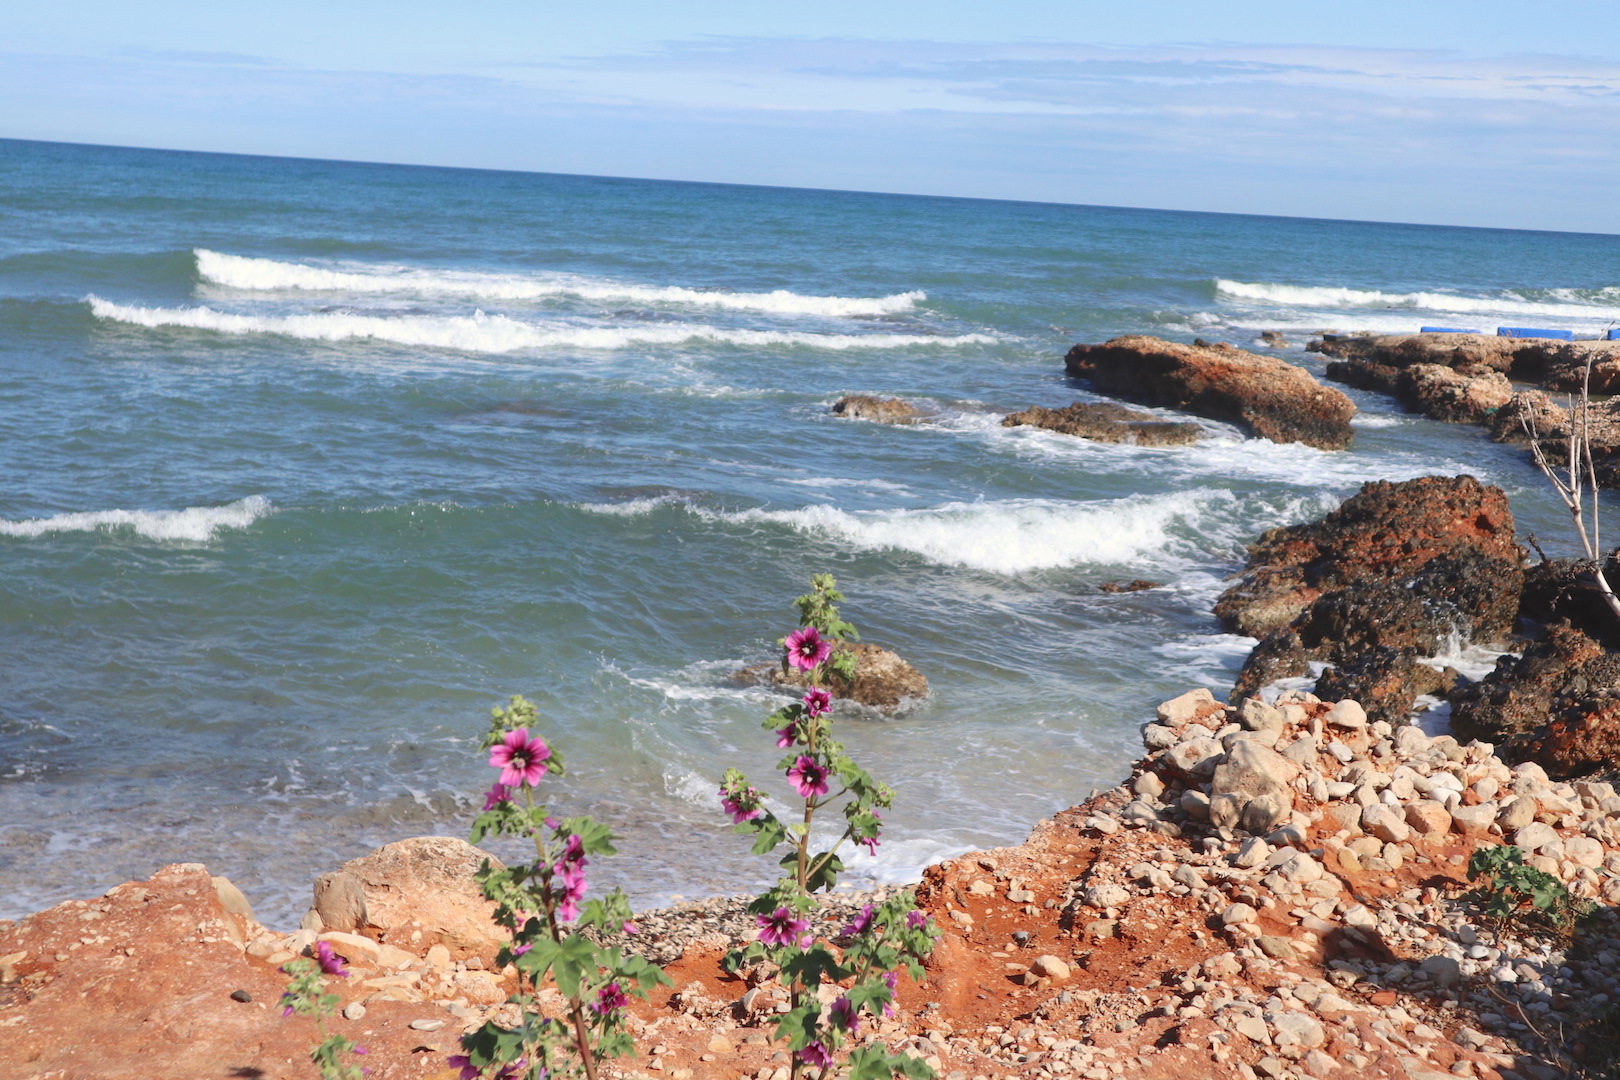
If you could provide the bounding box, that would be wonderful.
[1518,557,1620,648]
[1393,364,1513,424]
[1098,578,1161,593]
[1312,647,1428,726]
[1064,335,1357,450]
[1000,401,1200,446]
[1310,332,1620,389]
[831,395,922,424]
[310,836,506,960]
[731,640,928,709]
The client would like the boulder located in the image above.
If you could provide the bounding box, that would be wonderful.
[309,836,506,960]
[1063,335,1356,450]
[1310,332,1620,389]
[1000,401,1201,446]
[1209,739,1300,834]
[1393,364,1514,425]
[732,640,928,710]
[831,395,922,424]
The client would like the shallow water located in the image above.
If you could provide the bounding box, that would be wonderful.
[2,138,1617,925]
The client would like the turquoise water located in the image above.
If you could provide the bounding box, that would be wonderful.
[3,138,1618,926]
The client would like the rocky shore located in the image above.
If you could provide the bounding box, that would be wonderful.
[5,674,1618,1080]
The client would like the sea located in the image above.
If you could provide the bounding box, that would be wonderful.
[4,137,1619,928]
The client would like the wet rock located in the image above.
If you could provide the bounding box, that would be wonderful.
[831,395,922,424]
[1312,647,1427,726]
[1393,364,1513,424]
[732,641,928,710]
[1064,335,1357,450]
[1097,578,1161,593]
[1000,401,1201,446]
[310,836,507,960]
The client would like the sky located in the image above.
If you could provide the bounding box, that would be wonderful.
[5,1,1620,232]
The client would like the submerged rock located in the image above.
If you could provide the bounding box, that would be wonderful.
[831,395,923,424]
[1219,475,1524,722]
[1064,335,1356,450]
[732,640,928,710]
[1000,401,1200,446]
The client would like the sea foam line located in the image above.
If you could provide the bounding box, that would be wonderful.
[195,250,926,317]
[86,297,994,353]
[0,495,271,542]
[580,490,1235,575]
[1215,278,1620,322]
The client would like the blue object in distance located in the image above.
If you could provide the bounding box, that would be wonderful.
[1419,327,1481,334]
[1498,327,1574,340]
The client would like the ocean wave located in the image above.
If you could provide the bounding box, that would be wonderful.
[0,495,271,542]
[581,491,1234,574]
[86,296,993,353]
[195,250,925,317]
[1215,278,1620,322]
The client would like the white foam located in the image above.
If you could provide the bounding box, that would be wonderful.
[87,297,993,353]
[1215,278,1620,323]
[195,250,925,317]
[584,491,1234,575]
[0,495,271,542]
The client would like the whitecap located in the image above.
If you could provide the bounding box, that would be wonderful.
[0,495,271,542]
[87,296,994,353]
[1215,278,1620,324]
[195,249,926,317]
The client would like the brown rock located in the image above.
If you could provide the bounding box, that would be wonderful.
[831,395,922,424]
[732,640,928,710]
[1000,401,1200,446]
[1064,335,1357,450]
[1393,364,1513,424]
[310,836,506,960]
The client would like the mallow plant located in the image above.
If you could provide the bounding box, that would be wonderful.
[450,696,670,1080]
[279,942,368,1080]
[718,575,939,1080]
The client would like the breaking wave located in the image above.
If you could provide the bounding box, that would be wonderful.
[0,495,271,542]
[1215,279,1620,322]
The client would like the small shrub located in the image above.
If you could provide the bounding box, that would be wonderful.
[1467,844,1590,933]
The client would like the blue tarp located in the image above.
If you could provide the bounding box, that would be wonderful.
[1420,327,1481,334]
[1498,327,1575,340]
[1608,328,1620,340]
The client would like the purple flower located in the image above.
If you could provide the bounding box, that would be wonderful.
[842,904,875,937]
[592,981,629,1015]
[313,939,350,978]
[905,910,930,931]
[489,728,551,787]
[622,920,638,934]
[802,687,832,717]
[552,834,588,920]
[775,723,798,749]
[882,970,900,1016]
[755,906,811,948]
[784,626,832,672]
[830,995,860,1033]
[857,814,881,855]
[482,782,512,811]
[786,755,830,799]
[720,785,762,823]
[796,1041,833,1069]
[446,1056,478,1080]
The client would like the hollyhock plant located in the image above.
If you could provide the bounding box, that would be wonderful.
[718,576,939,1080]
[457,695,670,1080]
[312,940,349,978]
[278,946,366,1079]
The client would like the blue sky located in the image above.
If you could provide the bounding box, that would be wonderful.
[6,1,1620,232]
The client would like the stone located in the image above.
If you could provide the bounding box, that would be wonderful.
[831,395,922,424]
[1513,821,1560,854]
[1211,740,1300,807]
[1450,802,1497,835]
[1000,401,1201,446]
[1256,936,1296,960]
[1268,1010,1325,1049]
[1417,955,1461,989]
[1163,737,1224,780]
[1322,701,1367,730]
[1238,699,1286,732]
[1158,688,1220,725]
[1403,800,1451,837]
[1083,884,1130,909]
[1030,955,1071,981]
[732,641,928,709]
[1497,796,1538,831]
[1234,1016,1271,1044]
[1220,903,1257,926]
[343,1002,367,1020]
[311,836,507,960]
[1361,804,1411,844]
[1233,838,1271,868]
[408,1018,446,1032]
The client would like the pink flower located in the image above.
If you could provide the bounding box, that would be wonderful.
[830,995,860,1033]
[796,1041,832,1068]
[622,920,638,934]
[552,834,588,919]
[592,982,628,1015]
[483,783,512,811]
[784,626,832,672]
[802,687,832,717]
[906,910,930,931]
[720,786,762,823]
[446,1054,478,1080]
[842,904,875,937]
[313,939,349,978]
[786,755,830,798]
[489,728,551,787]
[775,724,797,749]
[881,970,900,1016]
[756,906,811,948]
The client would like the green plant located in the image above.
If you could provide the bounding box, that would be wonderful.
[1467,844,1589,932]
[279,941,367,1080]
[449,696,671,1080]
[719,575,939,1080]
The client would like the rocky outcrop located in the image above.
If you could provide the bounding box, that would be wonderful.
[732,640,928,709]
[1394,364,1513,424]
[831,395,923,424]
[1000,402,1200,446]
[1451,623,1620,777]
[1218,476,1524,721]
[1311,332,1620,392]
[1064,335,1357,450]
[308,836,506,960]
